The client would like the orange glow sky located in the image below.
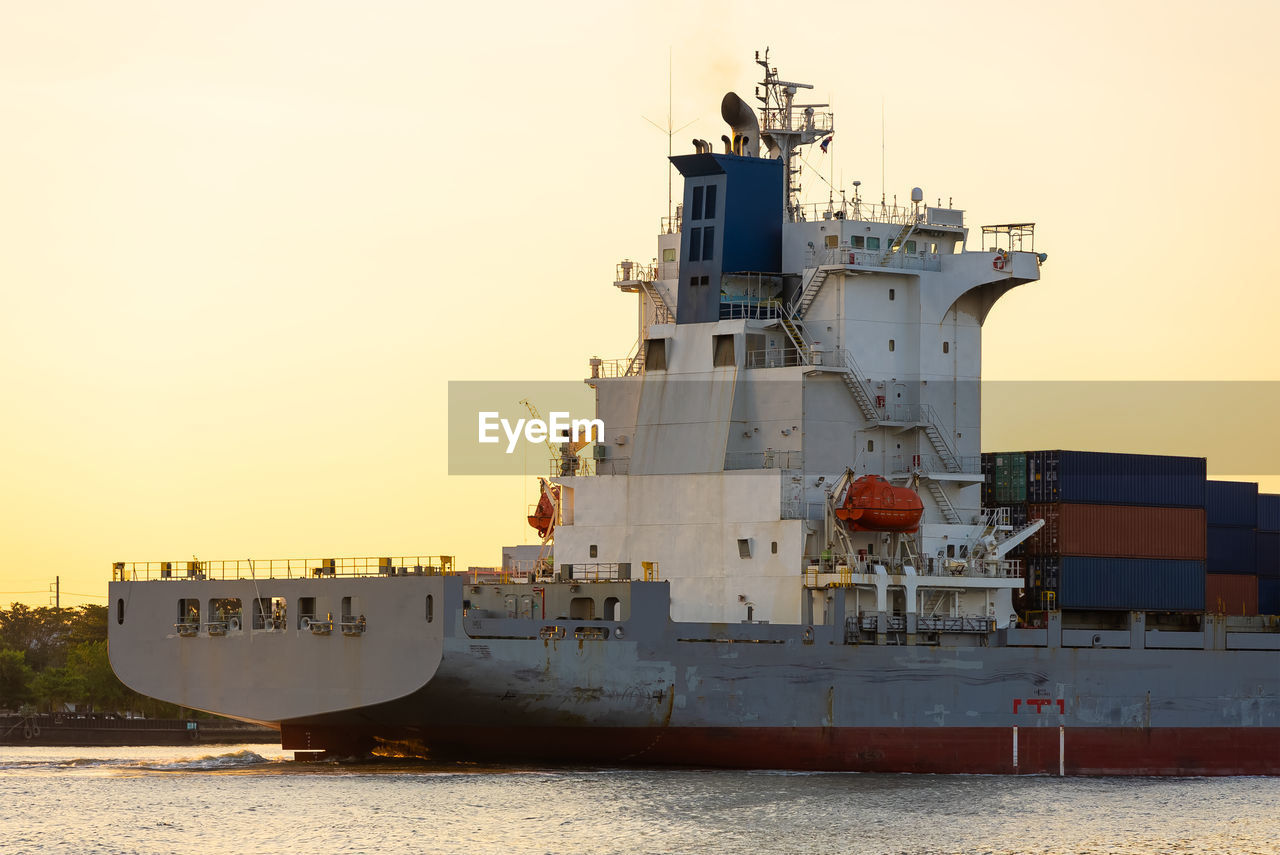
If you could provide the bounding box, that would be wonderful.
[2,1,1278,606]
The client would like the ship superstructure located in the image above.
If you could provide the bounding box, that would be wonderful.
[573,50,1042,630]
[106,53,1279,775]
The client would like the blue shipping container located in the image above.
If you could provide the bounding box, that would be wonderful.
[1257,531,1280,578]
[1206,480,1258,528]
[1260,577,1280,616]
[1258,494,1280,532]
[1025,450,1206,508]
[1208,526,1258,574]
[1057,557,1205,611]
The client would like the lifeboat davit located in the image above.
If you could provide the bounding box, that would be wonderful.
[527,478,559,539]
[835,474,924,533]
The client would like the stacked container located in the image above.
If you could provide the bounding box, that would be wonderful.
[982,452,1029,556]
[1257,494,1280,615]
[1017,451,1207,612]
[1204,480,1260,617]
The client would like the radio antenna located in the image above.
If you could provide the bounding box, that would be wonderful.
[642,48,696,231]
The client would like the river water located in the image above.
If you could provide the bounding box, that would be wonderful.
[1,744,1277,854]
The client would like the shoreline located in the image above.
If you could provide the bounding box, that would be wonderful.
[0,713,278,747]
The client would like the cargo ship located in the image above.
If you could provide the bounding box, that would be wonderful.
[107,52,1279,775]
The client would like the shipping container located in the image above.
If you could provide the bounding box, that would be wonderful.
[1205,480,1258,528]
[1055,557,1205,612]
[1260,577,1280,616]
[1025,450,1206,507]
[1205,574,1259,616]
[1025,504,1206,559]
[1257,531,1280,578]
[992,452,1026,503]
[1207,526,1257,574]
[1258,494,1280,532]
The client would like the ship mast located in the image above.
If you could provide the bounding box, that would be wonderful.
[753,49,833,222]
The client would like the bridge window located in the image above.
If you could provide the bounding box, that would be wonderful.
[905,240,917,253]
[687,228,702,261]
[663,247,676,263]
[704,185,717,219]
[824,234,838,248]
[852,235,865,249]
[691,186,704,220]
[701,226,714,261]
[866,236,881,251]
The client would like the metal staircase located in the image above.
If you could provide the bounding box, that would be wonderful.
[880,220,917,265]
[925,479,963,525]
[638,279,674,325]
[918,406,962,473]
[789,266,833,318]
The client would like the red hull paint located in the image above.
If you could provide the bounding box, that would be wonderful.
[282,725,1280,776]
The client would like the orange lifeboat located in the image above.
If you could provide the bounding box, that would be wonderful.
[835,474,924,533]
[527,478,560,539]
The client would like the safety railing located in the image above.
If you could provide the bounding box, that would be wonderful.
[560,563,632,582]
[791,199,916,225]
[593,457,631,475]
[615,261,658,282]
[589,357,640,379]
[805,245,941,272]
[113,556,456,582]
[761,107,833,136]
[724,450,803,471]
[745,348,848,370]
[719,299,783,320]
[890,453,983,475]
[915,555,1024,579]
[782,500,825,521]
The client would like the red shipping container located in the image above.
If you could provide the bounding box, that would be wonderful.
[1206,573,1259,616]
[1025,504,1206,560]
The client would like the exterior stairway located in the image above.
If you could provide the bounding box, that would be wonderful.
[789,266,833,318]
[925,479,963,525]
[880,220,917,266]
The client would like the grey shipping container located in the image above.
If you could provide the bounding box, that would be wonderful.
[1207,525,1257,574]
[1206,480,1258,528]
[1257,494,1280,532]
[1025,450,1206,507]
[1055,557,1206,612]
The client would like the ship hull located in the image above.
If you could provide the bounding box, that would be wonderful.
[109,577,1280,776]
[281,722,1280,776]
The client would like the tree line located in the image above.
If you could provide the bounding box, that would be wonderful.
[0,603,184,717]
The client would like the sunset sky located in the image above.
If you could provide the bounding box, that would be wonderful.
[3,1,1278,606]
